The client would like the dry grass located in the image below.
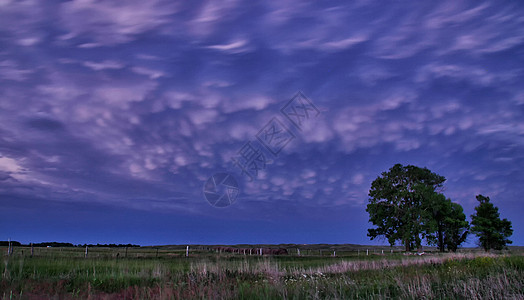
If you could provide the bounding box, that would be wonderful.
[301,252,497,275]
[1,250,522,299]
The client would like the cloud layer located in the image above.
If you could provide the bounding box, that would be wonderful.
[1,0,523,245]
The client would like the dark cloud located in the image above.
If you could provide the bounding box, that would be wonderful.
[26,118,65,131]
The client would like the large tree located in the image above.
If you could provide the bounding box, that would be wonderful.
[471,195,513,251]
[366,164,446,251]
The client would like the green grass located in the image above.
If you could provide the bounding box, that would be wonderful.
[1,246,523,299]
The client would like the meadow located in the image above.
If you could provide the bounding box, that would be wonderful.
[1,245,523,299]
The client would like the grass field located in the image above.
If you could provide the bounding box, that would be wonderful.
[1,245,523,299]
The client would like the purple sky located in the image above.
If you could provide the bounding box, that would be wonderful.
[1,1,523,246]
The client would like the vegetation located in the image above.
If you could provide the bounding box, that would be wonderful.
[1,246,523,299]
[422,191,469,252]
[0,242,21,247]
[471,194,513,251]
[1,166,517,299]
[366,164,516,254]
[366,164,469,252]
[0,242,140,248]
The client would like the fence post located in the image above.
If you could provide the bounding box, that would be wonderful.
[297,248,300,256]
[186,246,189,257]
[382,250,384,254]
[366,249,369,256]
[85,245,88,258]
[333,250,336,257]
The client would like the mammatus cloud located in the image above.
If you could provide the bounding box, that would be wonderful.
[59,0,178,45]
[0,0,523,244]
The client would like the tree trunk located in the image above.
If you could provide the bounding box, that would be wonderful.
[438,224,445,252]
[416,233,423,253]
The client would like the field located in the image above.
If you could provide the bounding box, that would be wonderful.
[1,245,523,299]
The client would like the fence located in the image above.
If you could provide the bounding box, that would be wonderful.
[3,245,494,259]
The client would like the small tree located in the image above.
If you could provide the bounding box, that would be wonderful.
[443,202,469,252]
[421,189,469,252]
[471,195,513,251]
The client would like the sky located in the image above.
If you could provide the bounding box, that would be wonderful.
[1,0,523,247]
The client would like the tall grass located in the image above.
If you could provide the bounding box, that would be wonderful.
[1,248,523,299]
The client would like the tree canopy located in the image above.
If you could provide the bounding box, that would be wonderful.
[471,195,513,251]
[366,163,469,252]
[421,191,469,252]
[366,164,446,251]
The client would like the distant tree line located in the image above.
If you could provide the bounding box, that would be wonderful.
[366,164,513,252]
[0,242,140,248]
[0,241,22,247]
[79,243,140,248]
[33,242,76,247]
